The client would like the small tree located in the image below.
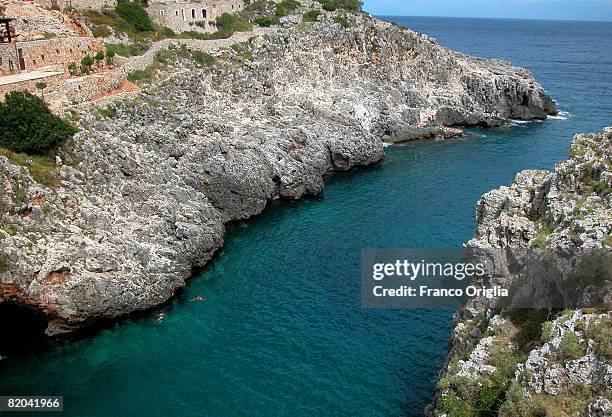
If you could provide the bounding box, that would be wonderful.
[0,91,77,154]
[68,62,78,76]
[95,51,105,68]
[80,55,94,74]
[35,81,48,101]
[115,0,155,32]
[105,49,116,66]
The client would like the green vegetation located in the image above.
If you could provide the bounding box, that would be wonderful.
[216,12,252,34]
[531,217,556,249]
[0,91,77,155]
[83,2,164,40]
[567,250,611,292]
[278,0,301,10]
[115,0,155,32]
[128,45,217,83]
[320,0,363,12]
[68,62,78,76]
[303,10,321,22]
[230,43,253,61]
[0,148,61,187]
[439,391,471,417]
[332,15,351,28]
[435,347,521,417]
[176,12,252,41]
[494,198,509,218]
[105,49,116,66]
[92,25,112,38]
[435,310,561,417]
[160,27,176,37]
[94,104,118,120]
[95,51,105,66]
[80,55,95,74]
[105,41,151,58]
[506,309,551,349]
[559,331,586,360]
[0,254,9,272]
[500,382,603,417]
[191,50,217,67]
[275,0,300,17]
[541,320,554,343]
[83,9,141,38]
[585,316,611,360]
[127,67,154,82]
[35,81,47,100]
[390,21,408,30]
[274,5,287,17]
[254,15,273,27]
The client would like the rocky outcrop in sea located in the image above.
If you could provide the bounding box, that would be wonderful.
[430,128,611,417]
[0,11,557,335]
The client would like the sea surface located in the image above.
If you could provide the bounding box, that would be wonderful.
[1,17,611,417]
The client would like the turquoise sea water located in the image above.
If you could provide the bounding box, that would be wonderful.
[1,17,611,417]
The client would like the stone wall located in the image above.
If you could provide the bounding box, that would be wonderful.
[60,69,125,103]
[0,72,66,100]
[0,37,103,75]
[0,44,19,76]
[34,0,117,10]
[147,0,243,33]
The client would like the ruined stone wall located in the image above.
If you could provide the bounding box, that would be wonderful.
[0,72,65,100]
[34,0,117,11]
[60,69,125,102]
[0,44,20,76]
[9,37,103,73]
[147,0,244,33]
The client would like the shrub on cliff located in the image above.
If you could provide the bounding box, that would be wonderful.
[115,0,155,32]
[320,0,362,12]
[0,91,77,155]
[277,0,300,12]
[254,16,273,27]
[216,13,252,33]
[303,10,321,22]
[80,55,94,74]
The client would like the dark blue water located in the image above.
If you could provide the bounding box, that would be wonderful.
[1,17,611,417]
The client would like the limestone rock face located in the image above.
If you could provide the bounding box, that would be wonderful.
[430,129,611,417]
[0,13,556,335]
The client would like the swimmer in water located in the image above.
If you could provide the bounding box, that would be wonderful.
[157,312,166,322]
[190,295,205,302]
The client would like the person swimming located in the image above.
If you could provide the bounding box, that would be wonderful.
[157,312,166,322]
[190,295,205,302]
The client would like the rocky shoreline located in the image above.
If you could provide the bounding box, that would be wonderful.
[430,128,611,416]
[0,12,556,336]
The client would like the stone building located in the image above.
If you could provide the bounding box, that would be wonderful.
[33,0,118,11]
[146,0,244,33]
[0,15,102,76]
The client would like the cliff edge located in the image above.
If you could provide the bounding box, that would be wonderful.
[0,11,557,335]
[430,128,611,417]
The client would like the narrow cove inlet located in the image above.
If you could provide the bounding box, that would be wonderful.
[1,11,611,417]
[0,126,603,416]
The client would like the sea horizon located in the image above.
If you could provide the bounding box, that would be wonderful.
[375,14,612,24]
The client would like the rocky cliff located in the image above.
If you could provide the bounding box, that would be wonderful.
[0,11,557,335]
[430,128,611,417]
